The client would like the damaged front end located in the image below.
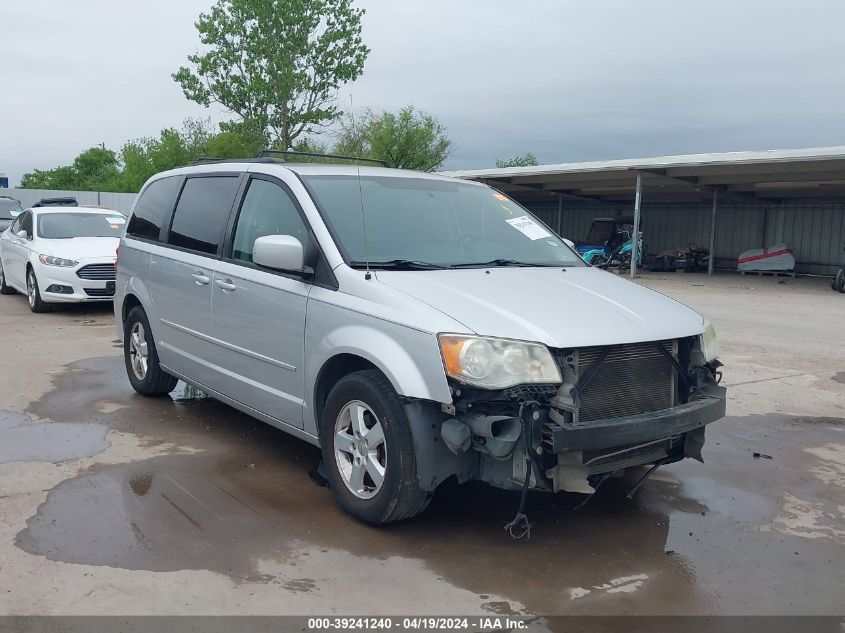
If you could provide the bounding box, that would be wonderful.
[437,336,726,495]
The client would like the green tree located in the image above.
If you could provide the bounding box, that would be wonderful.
[333,106,453,171]
[71,147,121,190]
[173,0,370,149]
[495,153,539,168]
[20,147,120,191]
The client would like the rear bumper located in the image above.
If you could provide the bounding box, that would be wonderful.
[547,388,727,453]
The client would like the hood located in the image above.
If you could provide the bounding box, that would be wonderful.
[375,267,705,348]
[38,236,119,261]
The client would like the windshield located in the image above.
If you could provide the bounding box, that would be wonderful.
[0,199,23,220]
[302,176,584,268]
[37,212,126,239]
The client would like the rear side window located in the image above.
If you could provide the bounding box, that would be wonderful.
[127,176,182,240]
[167,176,240,255]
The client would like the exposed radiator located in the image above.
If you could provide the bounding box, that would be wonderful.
[576,340,676,423]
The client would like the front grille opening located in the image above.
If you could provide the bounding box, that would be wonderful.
[84,287,115,297]
[77,264,116,281]
[577,340,676,423]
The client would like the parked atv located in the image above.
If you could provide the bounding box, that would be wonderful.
[577,217,643,267]
[593,231,643,270]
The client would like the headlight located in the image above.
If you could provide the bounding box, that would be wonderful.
[438,334,562,389]
[38,255,78,267]
[700,320,719,363]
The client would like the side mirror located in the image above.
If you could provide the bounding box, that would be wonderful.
[562,238,575,249]
[16,230,28,239]
[253,235,305,272]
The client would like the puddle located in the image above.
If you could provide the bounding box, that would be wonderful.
[14,355,845,614]
[0,410,109,464]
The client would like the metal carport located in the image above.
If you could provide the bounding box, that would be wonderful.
[442,147,845,277]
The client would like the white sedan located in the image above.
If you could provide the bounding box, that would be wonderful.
[0,207,124,312]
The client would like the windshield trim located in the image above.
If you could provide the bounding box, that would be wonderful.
[296,173,584,270]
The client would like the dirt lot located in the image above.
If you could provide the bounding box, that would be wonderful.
[0,272,843,616]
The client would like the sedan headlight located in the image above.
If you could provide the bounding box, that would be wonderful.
[38,255,78,267]
[438,334,562,389]
[700,320,719,363]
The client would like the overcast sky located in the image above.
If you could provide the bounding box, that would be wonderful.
[3,0,845,187]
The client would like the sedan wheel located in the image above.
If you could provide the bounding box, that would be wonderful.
[128,321,149,380]
[0,263,15,295]
[334,400,387,499]
[26,269,49,312]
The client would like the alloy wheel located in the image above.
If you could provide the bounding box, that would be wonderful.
[129,321,149,380]
[27,271,36,308]
[333,400,387,500]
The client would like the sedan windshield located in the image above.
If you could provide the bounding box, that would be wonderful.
[37,213,125,239]
[302,176,584,268]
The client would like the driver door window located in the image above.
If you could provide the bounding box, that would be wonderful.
[230,178,312,264]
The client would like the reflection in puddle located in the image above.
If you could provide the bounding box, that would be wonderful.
[129,473,153,496]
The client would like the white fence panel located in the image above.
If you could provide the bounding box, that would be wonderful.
[2,188,137,214]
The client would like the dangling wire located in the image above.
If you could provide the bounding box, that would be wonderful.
[504,401,539,540]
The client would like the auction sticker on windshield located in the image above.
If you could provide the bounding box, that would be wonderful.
[506,215,552,240]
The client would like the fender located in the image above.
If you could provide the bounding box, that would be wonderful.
[304,322,453,435]
[116,273,156,340]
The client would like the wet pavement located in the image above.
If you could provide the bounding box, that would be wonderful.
[1,275,844,616]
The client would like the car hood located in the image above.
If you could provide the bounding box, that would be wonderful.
[38,236,119,261]
[375,267,705,348]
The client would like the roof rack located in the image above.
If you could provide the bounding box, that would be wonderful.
[257,149,388,167]
[191,156,283,166]
[33,197,78,207]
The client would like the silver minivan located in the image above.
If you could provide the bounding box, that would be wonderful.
[114,159,726,525]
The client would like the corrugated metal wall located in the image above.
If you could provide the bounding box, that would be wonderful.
[3,188,137,214]
[529,198,845,276]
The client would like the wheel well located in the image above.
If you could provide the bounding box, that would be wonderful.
[313,354,379,428]
[122,294,142,323]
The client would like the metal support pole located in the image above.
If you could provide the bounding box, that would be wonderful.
[708,190,718,276]
[630,172,643,279]
[557,194,563,236]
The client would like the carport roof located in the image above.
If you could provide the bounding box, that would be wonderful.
[440,146,845,204]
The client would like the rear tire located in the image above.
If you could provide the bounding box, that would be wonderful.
[124,306,178,396]
[834,268,845,293]
[320,369,431,525]
[0,262,15,295]
[26,268,49,313]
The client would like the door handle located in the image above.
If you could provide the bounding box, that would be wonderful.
[215,278,236,292]
[192,271,210,285]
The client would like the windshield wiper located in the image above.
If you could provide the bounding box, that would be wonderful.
[349,259,447,270]
[450,259,557,269]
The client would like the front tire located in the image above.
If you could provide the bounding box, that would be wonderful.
[26,268,49,313]
[124,306,178,396]
[0,262,15,295]
[320,370,431,525]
